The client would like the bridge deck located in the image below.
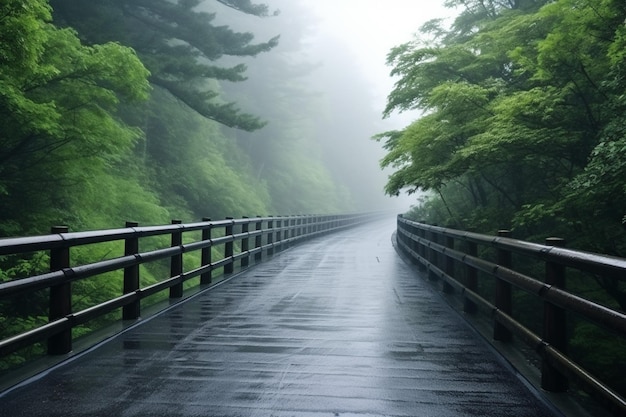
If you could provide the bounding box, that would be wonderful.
[0,218,559,417]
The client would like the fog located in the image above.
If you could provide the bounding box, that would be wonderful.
[208,0,456,213]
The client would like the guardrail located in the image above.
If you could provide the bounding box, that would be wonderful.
[396,215,626,417]
[0,213,374,359]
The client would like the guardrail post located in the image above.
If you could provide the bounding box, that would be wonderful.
[225,217,234,274]
[427,228,439,281]
[123,222,140,320]
[443,233,455,293]
[464,241,478,314]
[305,216,310,236]
[275,218,282,253]
[409,222,420,266]
[48,226,71,355]
[295,215,300,238]
[399,217,410,260]
[255,216,263,262]
[170,220,183,298]
[494,230,513,342]
[267,217,274,256]
[542,237,568,392]
[289,216,295,244]
[241,217,250,268]
[416,223,426,270]
[304,216,310,237]
[201,218,212,285]
[414,223,422,264]
[294,216,299,239]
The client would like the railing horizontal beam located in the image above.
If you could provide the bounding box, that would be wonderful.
[399,224,626,336]
[414,222,626,281]
[0,318,70,357]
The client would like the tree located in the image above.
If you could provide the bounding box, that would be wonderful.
[379,0,626,237]
[137,88,272,219]
[50,0,279,131]
[0,0,151,235]
[216,0,278,16]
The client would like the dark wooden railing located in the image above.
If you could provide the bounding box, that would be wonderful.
[0,213,374,360]
[396,215,626,417]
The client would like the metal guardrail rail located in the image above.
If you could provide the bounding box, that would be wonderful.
[0,213,375,359]
[396,215,626,417]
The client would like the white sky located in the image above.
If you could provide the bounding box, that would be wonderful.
[299,0,457,127]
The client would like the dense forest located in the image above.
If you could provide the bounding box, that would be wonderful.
[377,0,626,397]
[0,0,391,241]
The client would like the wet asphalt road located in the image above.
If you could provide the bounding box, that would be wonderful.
[0,218,558,417]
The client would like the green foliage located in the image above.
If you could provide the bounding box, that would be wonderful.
[570,321,626,395]
[0,252,49,370]
[0,1,51,76]
[50,0,278,131]
[0,316,46,370]
[216,0,277,16]
[135,88,271,219]
[0,0,151,236]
